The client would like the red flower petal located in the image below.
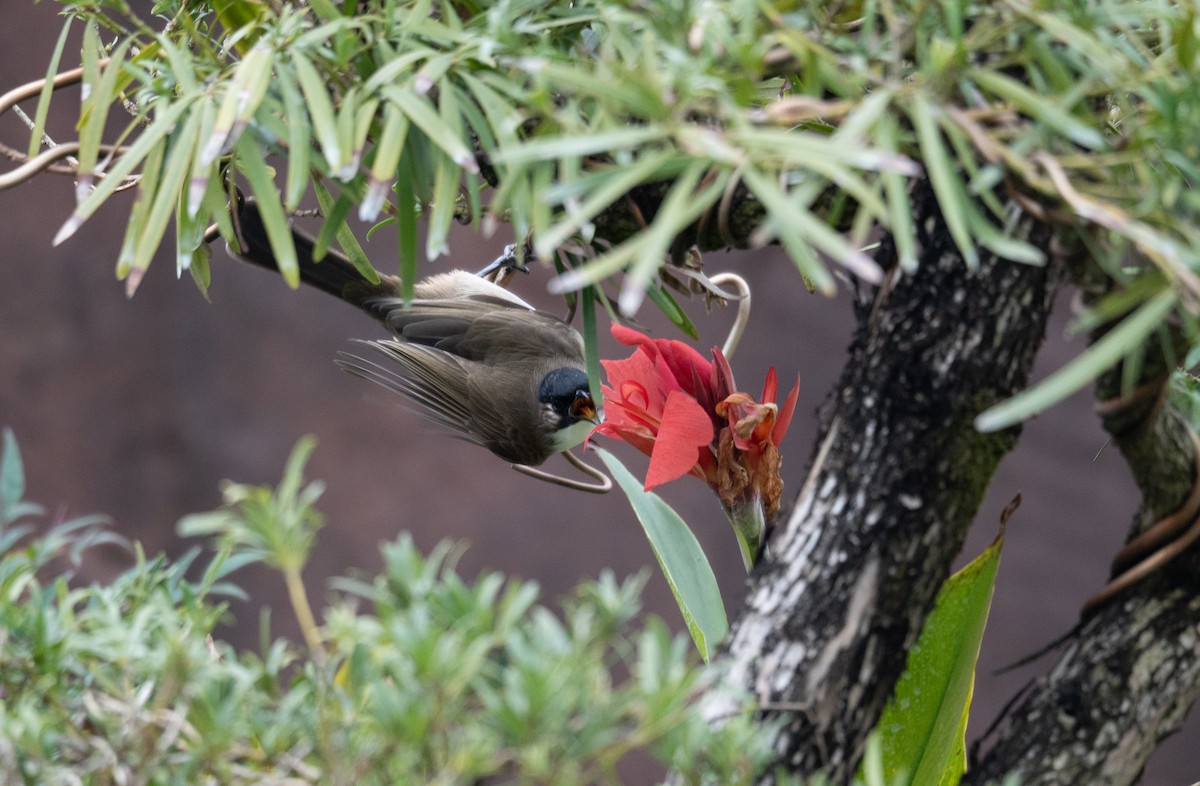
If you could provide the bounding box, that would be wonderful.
[761,367,778,404]
[644,390,714,490]
[772,373,801,446]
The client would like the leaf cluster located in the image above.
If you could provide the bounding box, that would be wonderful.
[40,0,1193,299]
[0,430,788,785]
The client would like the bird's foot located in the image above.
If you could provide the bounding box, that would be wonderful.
[477,243,533,288]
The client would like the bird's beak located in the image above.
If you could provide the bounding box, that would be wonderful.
[572,396,601,425]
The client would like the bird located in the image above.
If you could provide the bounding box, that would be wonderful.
[223,199,599,467]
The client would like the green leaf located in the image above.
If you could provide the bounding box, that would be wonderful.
[972,68,1105,150]
[383,87,479,174]
[27,19,72,160]
[55,99,195,246]
[312,179,378,283]
[580,286,603,408]
[236,135,299,287]
[872,527,1005,786]
[594,447,727,661]
[976,289,1177,431]
[909,95,978,269]
[1,428,24,523]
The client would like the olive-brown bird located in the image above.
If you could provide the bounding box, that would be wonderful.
[226,200,598,466]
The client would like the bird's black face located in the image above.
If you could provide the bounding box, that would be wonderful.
[538,367,598,430]
[538,368,598,454]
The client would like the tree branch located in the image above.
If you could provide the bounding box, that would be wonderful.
[964,307,1200,786]
[706,182,1064,782]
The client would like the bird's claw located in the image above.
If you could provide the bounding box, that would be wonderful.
[477,244,533,286]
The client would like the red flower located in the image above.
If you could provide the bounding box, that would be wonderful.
[591,324,799,520]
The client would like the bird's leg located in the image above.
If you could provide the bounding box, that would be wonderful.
[476,243,532,289]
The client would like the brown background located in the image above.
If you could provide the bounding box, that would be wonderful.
[1,5,1195,782]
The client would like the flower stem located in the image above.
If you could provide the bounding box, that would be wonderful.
[284,565,327,664]
[727,496,766,571]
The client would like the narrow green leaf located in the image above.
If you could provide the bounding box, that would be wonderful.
[909,95,979,268]
[133,110,202,277]
[116,138,165,283]
[595,447,728,661]
[394,149,420,300]
[534,151,680,258]
[878,118,918,273]
[236,135,299,287]
[55,99,195,245]
[580,285,603,408]
[27,19,72,160]
[276,66,310,212]
[976,289,1177,431]
[201,43,275,167]
[645,284,699,339]
[620,164,724,312]
[384,87,479,173]
[361,103,409,221]
[972,68,1105,150]
[738,168,837,294]
[187,97,219,217]
[294,54,344,174]
[967,208,1045,266]
[493,125,670,165]
[312,179,377,283]
[873,528,1005,786]
[76,24,104,183]
[1,428,25,523]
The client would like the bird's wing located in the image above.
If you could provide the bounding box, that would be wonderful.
[336,339,476,440]
[369,296,583,366]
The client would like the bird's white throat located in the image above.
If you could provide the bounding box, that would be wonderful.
[552,417,596,454]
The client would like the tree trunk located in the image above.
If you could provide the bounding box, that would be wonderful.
[709,182,1064,783]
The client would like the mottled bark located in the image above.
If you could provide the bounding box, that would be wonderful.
[706,182,1064,782]
[965,314,1200,786]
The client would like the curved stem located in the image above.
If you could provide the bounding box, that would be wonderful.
[708,272,751,360]
[511,449,613,494]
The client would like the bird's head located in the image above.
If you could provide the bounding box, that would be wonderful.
[538,366,599,453]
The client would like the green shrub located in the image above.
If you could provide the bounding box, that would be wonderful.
[0,431,782,785]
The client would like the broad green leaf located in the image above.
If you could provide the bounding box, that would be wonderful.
[975,289,1177,431]
[1,428,24,523]
[872,527,1005,786]
[595,447,728,661]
